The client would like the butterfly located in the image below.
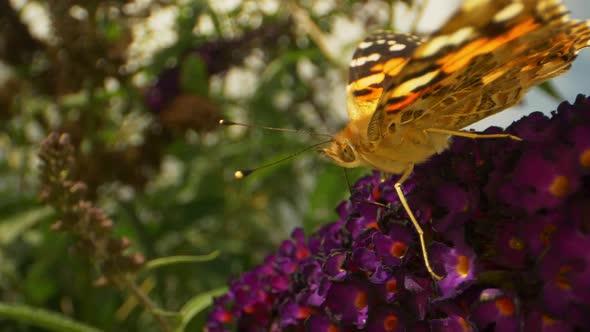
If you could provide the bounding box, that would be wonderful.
[320,0,590,280]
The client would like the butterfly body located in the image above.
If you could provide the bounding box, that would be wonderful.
[325,118,451,174]
[321,0,590,177]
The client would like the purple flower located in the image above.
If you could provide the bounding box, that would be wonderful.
[430,241,478,299]
[525,310,574,331]
[539,228,590,321]
[471,289,520,331]
[206,95,590,331]
[324,278,370,328]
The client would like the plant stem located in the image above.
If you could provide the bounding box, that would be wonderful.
[117,277,171,332]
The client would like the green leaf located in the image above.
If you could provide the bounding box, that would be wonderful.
[0,206,53,245]
[174,287,228,332]
[0,302,103,332]
[143,251,220,271]
[537,81,563,100]
[180,56,209,96]
[24,261,58,304]
[304,164,347,231]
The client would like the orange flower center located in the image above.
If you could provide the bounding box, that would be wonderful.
[297,306,315,319]
[542,314,557,326]
[458,316,470,331]
[508,237,524,250]
[354,291,368,310]
[580,149,590,168]
[372,186,381,200]
[556,265,572,290]
[496,298,515,316]
[541,223,557,247]
[296,247,310,259]
[390,242,408,258]
[328,325,341,332]
[549,175,570,197]
[386,279,398,293]
[384,315,399,331]
[367,221,379,230]
[457,255,470,277]
[219,310,233,323]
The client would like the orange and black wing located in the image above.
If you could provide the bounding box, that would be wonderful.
[368,0,590,139]
[346,30,422,121]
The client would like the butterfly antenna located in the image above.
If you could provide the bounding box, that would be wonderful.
[219,119,333,139]
[233,139,332,179]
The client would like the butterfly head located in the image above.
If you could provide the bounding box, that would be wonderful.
[320,136,363,168]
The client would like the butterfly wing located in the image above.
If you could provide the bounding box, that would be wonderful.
[347,31,422,121]
[367,0,590,140]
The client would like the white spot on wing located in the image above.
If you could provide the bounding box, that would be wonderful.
[392,70,439,97]
[376,39,386,44]
[389,43,407,51]
[358,41,374,49]
[366,53,381,61]
[418,26,474,58]
[350,53,382,67]
[493,2,524,23]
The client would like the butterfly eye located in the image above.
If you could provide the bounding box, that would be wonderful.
[340,143,356,162]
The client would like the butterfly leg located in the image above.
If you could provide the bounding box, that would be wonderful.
[424,128,522,141]
[380,172,391,183]
[394,164,444,281]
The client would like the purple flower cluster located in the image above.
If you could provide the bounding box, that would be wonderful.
[207,95,590,332]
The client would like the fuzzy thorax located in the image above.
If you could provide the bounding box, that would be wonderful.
[321,120,451,174]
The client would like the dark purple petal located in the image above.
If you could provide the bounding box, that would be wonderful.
[364,307,406,332]
[431,183,476,232]
[508,111,558,142]
[521,211,564,257]
[368,265,391,284]
[324,279,370,328]
[490,221,527,269]
[374,224,412,267]
[278,298,315,328]
[498,148,578,213]
[430,242,477,299]
[539,228,590,319]
[352,247,379,272]
[471,289,520,332]
[323,252,348,281]
[312,221,346,255]
[430,315,475,332]
[403,276,434,320]
[375,273,403,303]
[345,214,379,240]
[305,314,339,332]
[524,311,573,332]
